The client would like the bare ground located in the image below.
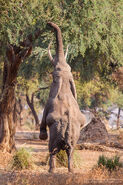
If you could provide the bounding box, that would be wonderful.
[0,131,123,185]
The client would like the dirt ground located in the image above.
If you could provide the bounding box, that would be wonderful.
[0,131,123,185]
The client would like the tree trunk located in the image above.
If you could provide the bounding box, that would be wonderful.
[16,98,23,126]
[18,98,23,126]
[116,107,121,130]
[0,74,17,152]
[0,114,16,152]
[0,43,32,152]
[0,29,41,152]
[26,93,39,130]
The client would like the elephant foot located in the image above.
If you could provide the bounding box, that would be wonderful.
[39,130,48,140]
[68,168,74,173]
[48,167,55,173]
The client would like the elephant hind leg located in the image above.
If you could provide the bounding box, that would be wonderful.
[49,153,56,173]
[66,148,74,173]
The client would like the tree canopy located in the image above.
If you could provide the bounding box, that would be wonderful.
[0,0,123,109]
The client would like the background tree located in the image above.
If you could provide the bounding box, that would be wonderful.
[111,67,123,129]
[25,85,49,129]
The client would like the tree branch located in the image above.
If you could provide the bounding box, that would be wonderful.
[31,93,34,105]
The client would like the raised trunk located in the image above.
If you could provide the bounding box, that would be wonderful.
[116,107,121,130]
[26,93,39,130]
[48,22,65,63]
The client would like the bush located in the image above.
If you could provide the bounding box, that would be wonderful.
[73,150,81,168]
[46,150,81,168]
[11,148,33,170]
[98,155,122,171]
[56,150,68,167]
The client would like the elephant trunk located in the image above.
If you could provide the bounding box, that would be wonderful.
[48,22,65,63]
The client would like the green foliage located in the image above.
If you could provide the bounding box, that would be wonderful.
[37,88,50,106]
[11,148,33,170]
[98,155,106,167]
[113,91,123,109]
[1,0,122,70]
[98,155,122,171]
[75,75,123,110]
[66,0,123,82]
[75,77,112,109]
[106,88,123,109]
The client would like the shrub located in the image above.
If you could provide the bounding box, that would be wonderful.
[46,150,81,168]
[98,155,122,171]
[56,150,68,167]
[98,155,107,166]
[11,148,33,170]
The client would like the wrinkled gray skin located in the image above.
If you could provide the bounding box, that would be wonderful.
[39,22,86,173]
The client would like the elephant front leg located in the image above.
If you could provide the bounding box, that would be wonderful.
[39,105,48,140]
[66,148,74,173]
[39,128,48,140]
[49,153,56,173]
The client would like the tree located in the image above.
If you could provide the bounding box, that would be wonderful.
[1,0,122,91]
[110,89,123,129]
[112,68,123,129]
[11,0,122,84]
[26,92,40,129]
[0,42,32,152]
[75,76,112,110]
[15,97,23,126]
[0,0,42,152]
[26,86,49,129]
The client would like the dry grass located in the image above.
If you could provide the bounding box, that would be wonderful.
[88,166,123,183]
[108,128,123,136]
[0,166,123,185]
[0,130,123,184]
[0,151,12,169]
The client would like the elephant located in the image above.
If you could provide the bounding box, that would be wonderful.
[39,22,86,173]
